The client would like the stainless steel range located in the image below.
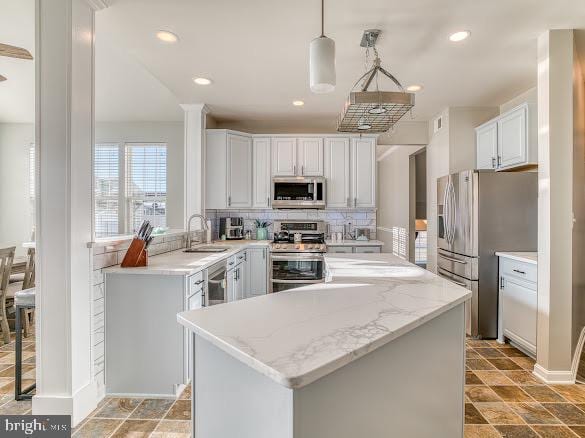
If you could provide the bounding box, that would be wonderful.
[270,220,327,293]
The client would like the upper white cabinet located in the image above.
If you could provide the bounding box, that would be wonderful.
[252,137,271,208]
[206,130,252,209]
[227,134,253,208]
[351,137,376,208]
[298,138,324,176]
[324,138,350,208]
[476,123,498,170]
[272,138,297,176]
[272,137,324,177]
[475,103,536,171]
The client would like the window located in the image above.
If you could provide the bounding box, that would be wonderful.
[94,144,120,238]
[125,144,167,232]
[93,142,167,237]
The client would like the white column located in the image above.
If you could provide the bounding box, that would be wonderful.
[33,0,103,425]
[181,104,209,227]
[535,29,578,383]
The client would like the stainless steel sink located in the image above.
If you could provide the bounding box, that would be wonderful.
[184,246,228,253]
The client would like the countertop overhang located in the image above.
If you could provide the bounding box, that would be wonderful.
[177,252,471,390]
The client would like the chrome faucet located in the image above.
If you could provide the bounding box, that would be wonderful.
[187,213,209,249]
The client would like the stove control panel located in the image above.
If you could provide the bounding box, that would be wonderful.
[270,243,326,253]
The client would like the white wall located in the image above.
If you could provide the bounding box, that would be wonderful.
[426,109,450,272]
[0,123,35,256]
[377,146,424,257]
[500,87,537,114]
[95,121,185,230]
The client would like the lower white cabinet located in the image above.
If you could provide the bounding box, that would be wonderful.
[328,245,381,254]
[246,247,269,297]
[498,256,537,357]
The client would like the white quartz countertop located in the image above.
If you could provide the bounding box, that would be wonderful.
[177,253,471,389]
[325,239,384,246]
[104,240,271,276]
[495,252,538,265]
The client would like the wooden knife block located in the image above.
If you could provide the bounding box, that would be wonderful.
[121,238,148,267]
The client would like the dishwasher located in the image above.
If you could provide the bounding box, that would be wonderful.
[206,261,227,306]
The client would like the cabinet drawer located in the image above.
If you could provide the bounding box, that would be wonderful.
[500,258,537,285]
[354,246,381,253]
[188,271,204,294]
[327,246,353,253]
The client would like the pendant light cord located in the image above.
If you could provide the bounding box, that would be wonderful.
[321,0,325,37]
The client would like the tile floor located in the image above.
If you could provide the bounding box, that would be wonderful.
[466,339,585,437]
[5,332,585,437]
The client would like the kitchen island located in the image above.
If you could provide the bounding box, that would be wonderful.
[178,253,471,438]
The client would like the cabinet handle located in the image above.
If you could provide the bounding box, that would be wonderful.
[267,196,270,207]
[228,261,234,266]
[228,196,231,207]
[194,280,204,285]
[293,164,296,175]
[500,276,504,289]
[497,156,501,167]
[354,197,357,208]
[513,269,526,275]
[492,157,496,168]
[301,165,304,175]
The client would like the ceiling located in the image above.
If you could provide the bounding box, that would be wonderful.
[94,0,585,128]
[1,0,585,128]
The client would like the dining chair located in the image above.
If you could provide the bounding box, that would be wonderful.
[20,248,35,337]
[0,247,16,344]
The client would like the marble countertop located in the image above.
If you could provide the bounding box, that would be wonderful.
[325,239,384,246]
[495,252,537,265]
[177,253,471,389]
[105,240,271,276]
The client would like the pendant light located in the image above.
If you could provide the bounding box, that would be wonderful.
[309,0,335,93]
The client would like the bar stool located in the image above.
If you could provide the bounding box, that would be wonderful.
[15,287,35,400]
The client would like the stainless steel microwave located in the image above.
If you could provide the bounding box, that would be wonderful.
[272,177,326,209]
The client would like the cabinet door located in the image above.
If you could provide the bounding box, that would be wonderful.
[247,247,268,296]
[205,131,228,209]
[298,138,324,176]
[502,277,536,349]
[351,137,376,208]
[272,138,297,176]
[226,268,236,302]
[235,266,245,301]
[253,138,271,208]
[325,138,350,208]
[498,106,527,169]
[227,134,253,208]
[476,122,497,170]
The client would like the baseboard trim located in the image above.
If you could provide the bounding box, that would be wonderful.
[32,380,99,426]
[533,364,575,385]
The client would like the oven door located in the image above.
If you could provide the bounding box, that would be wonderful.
[271,253,325,292]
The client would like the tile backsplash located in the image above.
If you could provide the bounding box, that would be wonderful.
[206,209,377,240]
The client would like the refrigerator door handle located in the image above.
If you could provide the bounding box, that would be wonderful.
[438,268,468,288]
[443,179,451,244]
[448,179,457,245]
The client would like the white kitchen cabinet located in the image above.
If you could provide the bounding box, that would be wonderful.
[253,137,271,208]
[206,130,229,209]
[272,138,297,176]
[246,247,269,297]
[498,255,537,357]
[227,134,253,208]
[476,122,498,170]
[327,243,383,254]
[475,103,536,171]
[324,137,351,208]
[351,137,376,208]
[498,105,528,169]
[327,246,353,254]
[298,138,324,176]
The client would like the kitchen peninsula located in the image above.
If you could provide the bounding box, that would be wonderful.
[178,251,471,438]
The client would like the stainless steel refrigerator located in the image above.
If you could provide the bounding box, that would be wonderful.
[436,170,537,339]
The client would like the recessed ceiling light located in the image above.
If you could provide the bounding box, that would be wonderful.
[449,31,470,42]
[292,100,304,106]
[156,30,179,43]
[406,85,423,92]
[193,77,212,85]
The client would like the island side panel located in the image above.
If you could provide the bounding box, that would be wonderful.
[106,273,185,397]
[293,303,466,438]
[194,335,294,438]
